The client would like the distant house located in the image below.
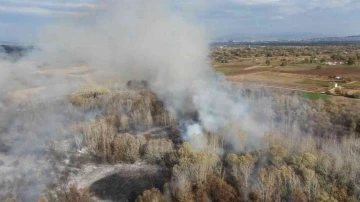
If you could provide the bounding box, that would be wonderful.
[329,82,338,88]
[324,62,336,66]
[324,61,344,66]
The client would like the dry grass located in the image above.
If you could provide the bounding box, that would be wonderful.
[69,86,111,107]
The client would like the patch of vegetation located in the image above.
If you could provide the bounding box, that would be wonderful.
[301,92,331,100]
[255,66,272,70]
[69,86,112,107]
[289,63,320,68]
[214,67,244,75]
[344,81,360,89]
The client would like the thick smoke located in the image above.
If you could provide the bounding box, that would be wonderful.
[0,0,309,200]
[37,0,275,150]
[0,35,90,202]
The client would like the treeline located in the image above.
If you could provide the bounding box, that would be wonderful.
[211,45,360,64]
[0,45,34,60]
[212,41,360,47]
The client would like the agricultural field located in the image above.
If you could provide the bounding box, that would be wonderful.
[212,45,360,99]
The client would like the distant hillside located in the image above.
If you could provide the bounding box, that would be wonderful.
[307,35,360,42]
[0,44,34,59]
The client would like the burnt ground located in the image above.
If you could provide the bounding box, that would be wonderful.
[90,170,166,202]
[67,163,168,202]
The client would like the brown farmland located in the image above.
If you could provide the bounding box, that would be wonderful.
[278,67,360,78]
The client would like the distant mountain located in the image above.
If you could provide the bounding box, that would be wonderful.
[346,35,360,39]
[0,44,34,60]
[303,35,360,42]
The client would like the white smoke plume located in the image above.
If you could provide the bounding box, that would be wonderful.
[36,0,274,150]
[0,0,285,200]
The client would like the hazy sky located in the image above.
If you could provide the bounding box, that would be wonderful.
[1,0,360,42]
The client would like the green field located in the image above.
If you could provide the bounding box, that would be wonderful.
[214,67,244,75]
[214,66,272,75]
[301,92,331,100]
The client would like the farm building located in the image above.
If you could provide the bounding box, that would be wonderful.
[329,82,338,88]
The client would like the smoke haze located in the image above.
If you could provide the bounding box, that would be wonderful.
[37,0,276,149]
[0,0,289,200]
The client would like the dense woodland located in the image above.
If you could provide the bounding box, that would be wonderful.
[211,45,360,64]
[2,84,359,202]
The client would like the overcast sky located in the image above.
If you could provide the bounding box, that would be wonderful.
[0,0,360,42]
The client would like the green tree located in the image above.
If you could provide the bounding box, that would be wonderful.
[310,56,316,63]
[266,60,271,66]
[347,57,356,65]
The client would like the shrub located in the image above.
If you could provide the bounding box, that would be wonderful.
[347,57,356,65]
[171,143,221,201]
[353,92,360,99]
[206,175,239,202]
[78,117,116,157]
[316,65,322,70]
[270,145,287,158]
[70,86,111,107]
[76,119,146,163]
[136,188,167,202]
[4,195,16,202]
[291,188,307,202]
[316,191,337,202]
[143,138,174,163]
[266,60,271,65]
[112,134,144,163]
[49,185,95,202]
[334,87,342,95]
[226,153,258,200]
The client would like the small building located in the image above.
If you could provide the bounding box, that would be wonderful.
[329,82,338,88]
[324,62,336,66]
